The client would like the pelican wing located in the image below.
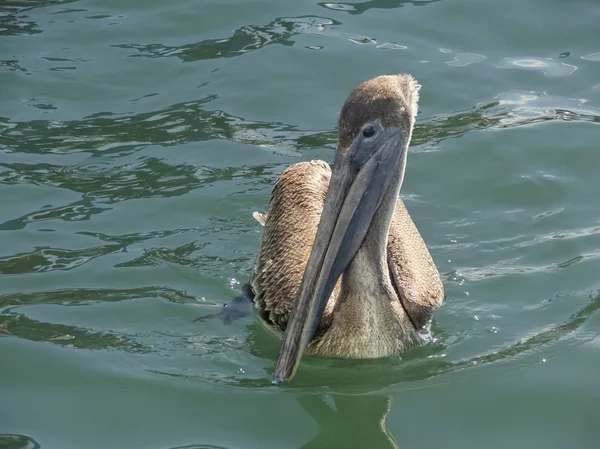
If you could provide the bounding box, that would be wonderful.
[387,201,445,330]
[250,160,331,332]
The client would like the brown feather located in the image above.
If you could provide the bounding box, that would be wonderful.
[251,160,332,333]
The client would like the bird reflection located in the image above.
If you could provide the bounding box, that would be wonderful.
[297,394,398,449]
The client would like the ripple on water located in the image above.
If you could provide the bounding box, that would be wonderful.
[164,446,232,449]
[581,52,600,61]
[2,276,599,395]
[320,3,357,11]
[494,91,600,127]
[0,310,150,353]
[111,13,415,62]
[114,16,340,61]
[318,0,441,15]
[0,433,41,449]
[493,57,578,77]
[2,13,599,399]
[377,42,407,50]
[445,53,486,67]
[0,94,325,157]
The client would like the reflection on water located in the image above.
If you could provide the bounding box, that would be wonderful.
[113,14,414,62]
[582,52,600,62]
[0,94,311,158]
[0,13,42,36]
[0,433,41,449]
[115,17,341,62]
[445,52,486,67]
[457,290,600,367]
[0,1,80,37]
[0,310,150,352]
[156,394,398,449]
[0,286,200,308]
[297,394,398,449]
[0,242,121,273]
[2,90,597,168]
[319,0,441,15]
[494,57,578,77]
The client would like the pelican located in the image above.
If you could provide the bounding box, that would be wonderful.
[248,74,444,382]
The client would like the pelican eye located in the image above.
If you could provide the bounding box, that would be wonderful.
[362,125,376,138]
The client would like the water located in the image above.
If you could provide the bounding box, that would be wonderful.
[1,0,600,447]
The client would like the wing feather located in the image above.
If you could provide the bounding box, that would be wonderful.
[250,160,331,330]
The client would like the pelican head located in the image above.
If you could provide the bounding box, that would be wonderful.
[273,74,422,382]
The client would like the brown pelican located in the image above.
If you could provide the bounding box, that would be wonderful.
[249,74,444,382]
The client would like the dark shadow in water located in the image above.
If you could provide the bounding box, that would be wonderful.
[0,94,222,154]
[0,310,150,352]
[0,204,259,276]
[0,93,309,158]
[0,241,122,273]
[0,13,42,36]
[0,433,41,449]
[0,285,201,309]
[0,216,236,272]
[0,0,78,13]
[319,0,441,16]
[0,59,30,74]
[0,199,110,231]
[297,393,398,449]
[113,16,341,62]
[0,158,277,220]
[0,218,242,273]
[0,1,79,37]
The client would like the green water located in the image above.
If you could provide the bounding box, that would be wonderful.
[2,0,600,447]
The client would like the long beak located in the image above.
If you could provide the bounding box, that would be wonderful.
[273,127,407,383]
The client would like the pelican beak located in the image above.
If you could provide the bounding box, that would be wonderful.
[273,125,408,383]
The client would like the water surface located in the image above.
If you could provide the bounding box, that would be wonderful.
[2,0,600,448]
